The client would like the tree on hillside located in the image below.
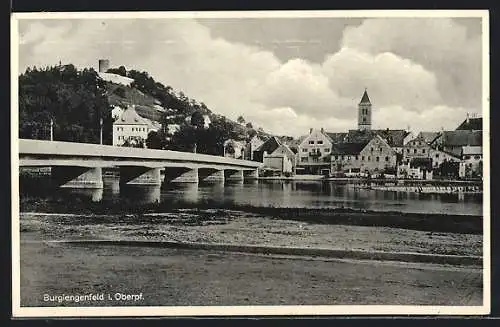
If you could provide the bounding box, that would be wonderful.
[145,130,165,149]
[246,122,253,129]
[168,116,238,156]
[237,115,246,125]
[246,128,257,139]
[190,111,205,129]
[106,66,127,77]
[19,65,112,144]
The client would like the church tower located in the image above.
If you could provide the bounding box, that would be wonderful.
[358,89,372,131]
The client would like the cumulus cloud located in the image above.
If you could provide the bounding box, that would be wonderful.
[341,18,482,108]
[18,17,483,137]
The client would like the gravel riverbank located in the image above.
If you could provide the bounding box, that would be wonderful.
[20,209,482,257]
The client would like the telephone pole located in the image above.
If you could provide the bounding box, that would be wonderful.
[50,118,54,141]
[100,117,103,145]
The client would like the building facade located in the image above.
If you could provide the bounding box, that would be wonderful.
[297,128,333,174]
[113,105,158,147]
[330,135,397,175]
[263,144,296,174]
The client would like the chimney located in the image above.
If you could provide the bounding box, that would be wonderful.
[321,127,324,134]
[98,59,110,73]
[309,128,313,134]
[466,112,470,124]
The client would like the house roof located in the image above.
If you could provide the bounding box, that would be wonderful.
[439,130,482,147]
[462,145,482,155]
[272,144,295,158]
[359,90,371,105]
[456,117,482,131]
[418,131,441,144]
[255,136,282,153]
[331,141,370,155]
[326,132,348,143]
[114,106,149,125]
[344,129,407,147]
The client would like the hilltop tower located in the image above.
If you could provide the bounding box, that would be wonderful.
[98,59,110,73]
[358,89,372,131]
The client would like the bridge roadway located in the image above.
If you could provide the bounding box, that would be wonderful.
[19,139,262,188]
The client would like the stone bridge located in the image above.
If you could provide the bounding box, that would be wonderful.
[19,139,262,188]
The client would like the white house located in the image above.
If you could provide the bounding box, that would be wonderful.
[263,144,296,174]
[113,105,159,147]
[297,128,333,175]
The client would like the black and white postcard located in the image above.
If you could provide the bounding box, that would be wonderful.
[11,10,490,317]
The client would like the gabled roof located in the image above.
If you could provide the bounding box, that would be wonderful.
[255,136,282,153]
[456,117,482,131]
[326,132,348,143]
[439,130,482,147]
[270,144,295,158]
[418,132,441,144]
[114,106,149,125]
[331,141,370,155]
[372,129,408,147]
[359,89,371,105]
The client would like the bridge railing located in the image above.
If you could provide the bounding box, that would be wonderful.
[18,139,262,169]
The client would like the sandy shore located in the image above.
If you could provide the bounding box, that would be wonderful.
[20,209,482,257]
[20,242,482,307]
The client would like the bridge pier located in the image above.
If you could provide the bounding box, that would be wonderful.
[120,167,162,186]
[224,169,244,183]
[51,167,103,189]
[243,169,259,180]
[164,167,199,183]
[198,168,225,183]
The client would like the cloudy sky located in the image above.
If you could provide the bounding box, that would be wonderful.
[17,16,484,137]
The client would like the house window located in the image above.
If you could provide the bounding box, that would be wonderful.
[301,157,308,162]
[355,156,359,160]
[370,147,373,152]
[341,156,345,160]
[376,157,379,162]
[368,156,371,161]
[347,156,351,160]
[414,149,417,154]
[435,154,439,158]
[309,141,314,145]
[302,148,308,152]
[385,156,389,162]
[335,155,338,160]
[379,147,382,152]
[317,140,323,145]
[474,155,481,160]
[361,156,365,161]
[464,155,471,160]
[363,117,366,123]
[324,148,330,153]
[406,149,410,153]
[422,149,426,154]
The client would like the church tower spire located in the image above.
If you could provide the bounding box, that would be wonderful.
[358,88,372,131]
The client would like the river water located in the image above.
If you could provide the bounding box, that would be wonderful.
[20,176,483,216]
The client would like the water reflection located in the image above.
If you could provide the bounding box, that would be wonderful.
[64,188,104,202]
[21,176,483,216]
[120,185,161,205]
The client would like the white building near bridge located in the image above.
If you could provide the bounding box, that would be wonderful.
[113,105,159,147]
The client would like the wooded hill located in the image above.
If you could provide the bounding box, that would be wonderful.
[18,64,271,155]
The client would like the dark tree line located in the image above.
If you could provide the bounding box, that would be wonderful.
[19,64,112,144]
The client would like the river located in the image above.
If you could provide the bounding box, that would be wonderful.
[19,176,483,216]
